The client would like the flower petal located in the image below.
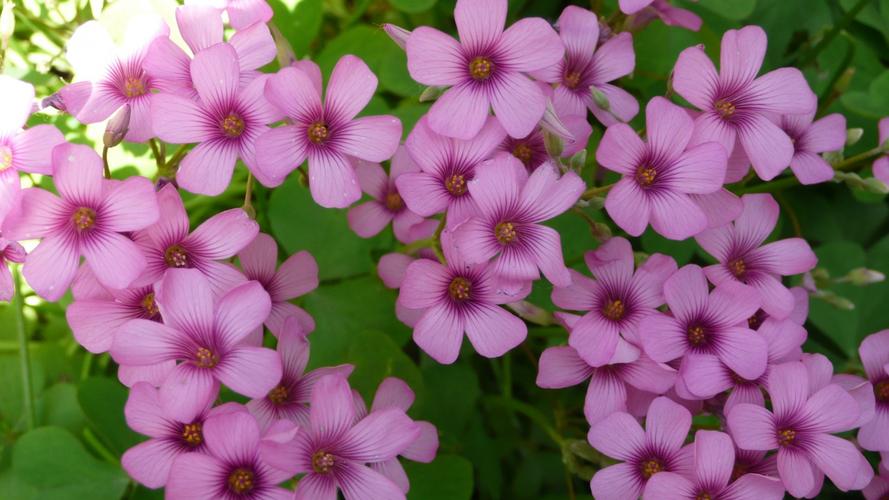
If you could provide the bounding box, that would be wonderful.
[413,303,465,364]
[190,43,240,111]
[405,27,465,87]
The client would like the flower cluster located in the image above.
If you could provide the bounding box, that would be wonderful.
[2,0,889,498]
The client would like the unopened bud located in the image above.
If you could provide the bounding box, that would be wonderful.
[844,267,885,286]
[834,67,855,95]
[633,251,650,268]
[586,195,605,210]
[569,440,600,463]
[864,176,889,194]
[845,128,863,147]
[591,86,610,111]
[816,290,855,311]
[823,151,843,165]
[0,1,14,46]
[382,23,411,51]
[506,300,553,326]
[568,149,586,172]
[419,85,447,103]
[591,221,611,241]
[103,104,131,148]
[543,130,564,157]
[540,100,574,142]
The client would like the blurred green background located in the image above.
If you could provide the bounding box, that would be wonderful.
[1,0,888,498]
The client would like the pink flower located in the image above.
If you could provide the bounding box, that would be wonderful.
[596,97,732,240]
[0,77,65,223]
[727,361,872,497]
[588,396,693,499]
[281,374,420,500]
[246,318,353,431]
[629,0,702,31]
[873,118,889,185]
[121,382,227,488]
[533,6,638,125]
[672,25,817,180]
[254,56,402,208]
[497,113,592,171]
[151,43,281,195]
[111,269,282,422]
[640,265,769,399]
[397,231,529,364]
[537,343,676,425]
[0,237,25,301]
[59,19,169,142]
[695,193,817,320]
[132,184,258,298]
[347,147,438,243]
[405,0,564,140]
[353,377,440,493]
[551,237,677,367]
[185,0,273,30]
[166,408,297,499]
[396,116,505,227]
[777,112,846,185]
[643,430,785,499]
[144,4,275,99]
[237,233,318,335]
[864,462,889,500]
[453,155,584,287]
[856,330,889,452]
[744,286,809,364]
[2,144,158,300]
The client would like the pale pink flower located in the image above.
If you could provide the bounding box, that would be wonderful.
[780,112,846,185]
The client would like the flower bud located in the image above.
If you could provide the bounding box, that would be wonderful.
[103,104,131,148]
[591,221,611,241]
[0,1,14,48]
[590,86,610,111]
[568,149,586,172]
[845,128,863,147]
[585,195,605,211]
[817,290,855,311]
[543,130,564,157]
[419,86,447,102]
[382,23,411,51]
[844,267,885,286]
[823,151,843,165]
[540,99,574,142]
[864,176,889,194]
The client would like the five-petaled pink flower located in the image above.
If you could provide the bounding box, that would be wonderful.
[727,361,872,497]
[152,43,281,195]
[640,264,769,399]
[533,6,638,126]
[0,76,65,223]
[672,25,817,180]
[59,18,169,142]
[588,396,693,500]
[277,374,420,500]
[778,111,846,185]
[132,184,258,298]
[643,430,785,500]
[596,97,734,240]
[406,0,564,140]
[454,155,584,288]
[397,231,529,364]
[166,408,298,500]
[237,233,318,335]
[551,236,677,367]
[347,147,438,243]
[2,143,158,300]
[695,193,817,320]
[396,116,506,227]
[254,56,402,208]
[246,318,353,431]
[111,269,282,422]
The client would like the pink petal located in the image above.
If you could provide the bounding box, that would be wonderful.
[0,76,34,133]
[326,55,377,123]
[663,264,709,320]
[680,353,733,398]
[596,123,645,175]
[238,233,277,284]
[490,72,547,139]
[190,43,240,110]
[738,115,794,181]
[111,319,182,365]
[412,303,465,364]
[649,191,708,240]
[643,472,696,498]
[81,231,146,290]
[584,370,628,425]
[269,250,318,301]
[337,115,403,163]
[265,66,321,121]
[671,142,728,194]
[859,330,889,381]
[464,303,526,358]
[800,113,846,153]
[144,37,193,97]
[254,125,309,187]
[118,361,176,388]
[591,32,635,84]
[165,450,227,500]
[736,193,779,248]
[293,474,337,500]
[100,176,159,232]
[454,0,505,50]
[370,459,409,494]
[640,312,687,363]
[747,67,816,115]
[306,150,361,209]
[150,93,214,143]
[187,208,258,260]
[726,403,777,450]
[568,311,620,367]
[215,281,271,348]
[524,224,571,287]
[176,5,223,54]
[23,235,80,301]
[777,450,816,498]
[160,363,220,423]
[519,164,585,222]
[590,83,639,125]
[229,22,276,72]
[672,46,718,110]
[405,27,465,86]
[620,355,677,394]
[122,438,181,488]
[52,143,103,205]
[646,96,693,163]
[536,345,593,388]
[789,151,833,185]
[604,178,651,237]
[708,281,761,325]
[556,6,599,65]
[354,161,388,199]
[748,273,795,321]
[719,26,767,87]
[402,420,439,462]
[427,83,490,141]
[690,189,743,229]
[767,361,808,419]
[751,238,817,276]
[497,18,564,72]
[309,373,356,441]
[377,253,414,289]
[802,384,859,433]
[67,299,134,353]
[720,472,784,500]
[398,259,450,310]
[226,0,273,30]
[807,433,871,491]
[690,112,737,160]
[591,463,644,500]
[371,377,415,412]
[619,0,653,14]
[178,140,240,196]
[588,411,645,461]
[645,396,691,452]
[341,408,419,462]
[203,408,260,464]
[337,461,405,500]
[9,125,65,175]
[123,382,171,437]
[156,268,215,334]
[395,172,450,217]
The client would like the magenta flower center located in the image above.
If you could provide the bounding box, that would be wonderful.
[714,99,736,119]
[267,384,289,405]
[194,347,219,368]
[72,207,97,231]
[0,145,12,171]
[728,258,746,279]
[448,276,472,301]
[874,380,889,403]
[227,467,255,494]
[635,165,657,188]
[123,77,147,98]
[687,325,706,346]
[311,450,335,474]
[445,174,468,196]
[777,428,796,447]
[511,142,534,166]
[494,221,517,244]
[141,292,160,319]
[695,492,713,500]
[221,114,246,138]
[180,422,203,447]
[164,244,189,268]
[468,56,495,80]
[385,191,404,212]
[307,122,330,144]
[602,299,625,321]
[639,458,664,479]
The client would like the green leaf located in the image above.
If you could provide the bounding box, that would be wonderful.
[807,241,867,357]
[641,228,698,265]
[696,0,757,20]
[10,427,128,500]
[404,454,474,500]
[389,0,437,13]
[39,383,86,435]
[78,377,143,456]
[417,360,480,437]
[270,0,324,56]
[346,330,423,402]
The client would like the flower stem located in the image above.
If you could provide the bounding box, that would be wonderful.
[581,182,614,200]
[13,266,35,430]
[243,172,255,218]
[486,396,565,447]
[101,146,111,179]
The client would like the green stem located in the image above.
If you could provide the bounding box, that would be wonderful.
[398,237,434,255]
[486,396,564,447]
[102,146,111,179]
[83,428,119,465]
[501,354,512,401]
[581,182,614,200]
[13,266,35,431]
[243,172,255,218]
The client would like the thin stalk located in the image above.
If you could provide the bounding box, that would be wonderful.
[13,266,35,430]
[581,182,614,200]
[486,396,565,447]
[101,146,111,179]
[243,172,255,217]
